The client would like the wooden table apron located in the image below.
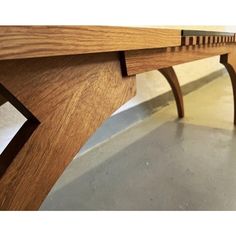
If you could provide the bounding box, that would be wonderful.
[0,26,236,210]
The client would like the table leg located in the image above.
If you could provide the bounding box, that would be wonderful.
[220,51,236,125]
[159,67,184,118]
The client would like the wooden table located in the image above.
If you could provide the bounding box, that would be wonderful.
[0,26,235,210]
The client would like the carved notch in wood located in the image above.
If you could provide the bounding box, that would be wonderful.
[0,84,40,176]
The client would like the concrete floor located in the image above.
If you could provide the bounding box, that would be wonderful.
[41,74,236,210]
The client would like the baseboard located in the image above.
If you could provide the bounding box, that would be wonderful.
[77,68,226,156]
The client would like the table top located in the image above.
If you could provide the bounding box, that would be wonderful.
[0,26,235,61]
[0,26,180,60]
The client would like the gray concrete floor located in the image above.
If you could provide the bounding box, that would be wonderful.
[41,74,236,210]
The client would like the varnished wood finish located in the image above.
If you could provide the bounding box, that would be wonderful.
[0,52,136,210]
[159,67,184,118]
[220,50,236,124]
[123,44,235,75]
[0,26,181,61]
[122,34,236,125]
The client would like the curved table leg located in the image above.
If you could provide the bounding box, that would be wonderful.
[158,67,184,118]
[220,52,236,125]
[0,52,136,210]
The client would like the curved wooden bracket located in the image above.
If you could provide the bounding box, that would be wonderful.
[158,67,184,118]
[0,52,136,210]
[220,52,236,125]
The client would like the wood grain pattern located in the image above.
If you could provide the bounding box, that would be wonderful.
[0,52,136,210]
[123,44,234,75]
[0,26,181,61]
[159,67,184,118]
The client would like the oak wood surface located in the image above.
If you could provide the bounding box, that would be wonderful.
[123,44,235,75]
[0,52,136,210]
[0,26,181,61]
